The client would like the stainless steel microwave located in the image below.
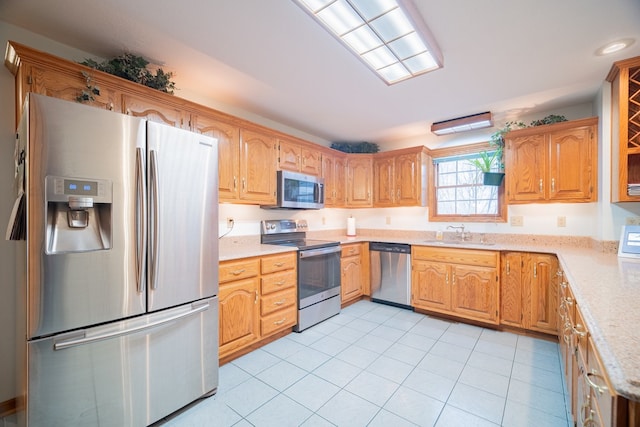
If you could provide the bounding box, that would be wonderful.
[262,170,324,209]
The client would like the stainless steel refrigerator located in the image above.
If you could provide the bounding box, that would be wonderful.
[13,94,219,426]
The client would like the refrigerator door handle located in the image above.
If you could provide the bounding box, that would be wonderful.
[149,149,160,290]
[53,300,211,351]
[135,147,147,293]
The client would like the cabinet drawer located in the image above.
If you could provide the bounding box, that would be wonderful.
[413,246,498,267]
[341,244,361,257]
[261,253,296,274]
[261,306,297,336]
[261,288,297,316]
[219,258,260,283]
[261,270,296,294]
[587,337,616,426]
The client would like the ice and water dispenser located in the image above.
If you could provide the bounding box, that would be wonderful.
[45,176,113,254]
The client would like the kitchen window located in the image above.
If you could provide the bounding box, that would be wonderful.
[428,145,507,222]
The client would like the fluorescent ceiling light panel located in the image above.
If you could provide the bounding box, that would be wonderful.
[431,112,493,136]
[294,0,443,84]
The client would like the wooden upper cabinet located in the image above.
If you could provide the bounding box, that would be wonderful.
[346,155,373,207]
[194,115,241,200]
[322,150,347,207]
[123,93,190,130]
[24,64,121,113]
[505,133,547,203]
[300,146,322,176]
[607,56,640,202]
[278,138,301,172]
[373,155,395,206]
[277,138,322,176]
[505,117,597,204]
[240,128,276,204]
[396,151,426,206]
[373,147,428,207]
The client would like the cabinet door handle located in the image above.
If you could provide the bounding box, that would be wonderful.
[551,178,556,192]
[585,369,608,395]
[274,262,284,267]
[572,323,587,338]
[539,178,543,192]
[274,280,286,286]
[445,272,449,284]
[452,272,456,285]
[506,260,510,275]
[242,177,246,191]
[533,264,537,278]
[273,318,286,326]
[231,268,246,276]
[255,290,258,304]
[233,176,237,190]
[274,299,286,306]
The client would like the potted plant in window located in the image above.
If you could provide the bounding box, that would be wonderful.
[469,149,505,186]
[469,120,527,186]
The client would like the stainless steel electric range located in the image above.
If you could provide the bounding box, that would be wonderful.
[261,219,341,331]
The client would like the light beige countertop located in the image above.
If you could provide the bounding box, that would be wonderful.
[219,231,640,401]
[219,235,296,261]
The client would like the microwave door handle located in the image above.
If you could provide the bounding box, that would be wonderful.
[317,182,324,203]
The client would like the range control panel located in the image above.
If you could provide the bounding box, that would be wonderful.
[261,219,308,235]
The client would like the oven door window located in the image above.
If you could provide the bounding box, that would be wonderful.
[298,250,340,301]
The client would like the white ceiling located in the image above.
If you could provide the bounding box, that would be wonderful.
[2,0,640,147]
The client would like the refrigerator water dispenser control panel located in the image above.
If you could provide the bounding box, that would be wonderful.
[46,176,112,203]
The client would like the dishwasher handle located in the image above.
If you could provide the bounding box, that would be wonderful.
[369,242,411,254]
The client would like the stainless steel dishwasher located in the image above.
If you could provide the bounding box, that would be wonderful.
[369,242,412,309]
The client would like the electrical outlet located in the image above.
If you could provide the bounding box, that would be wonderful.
[626,217,640,225]
[510,215,523,227]
[226,218,234,229]
[386,216,391,225]
[557,216,566,227]
[322,217,326,225]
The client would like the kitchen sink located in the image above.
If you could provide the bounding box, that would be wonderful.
[423,240,462,245]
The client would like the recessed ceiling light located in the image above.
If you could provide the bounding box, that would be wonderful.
[596,38,635,56]
[293,0,443,85]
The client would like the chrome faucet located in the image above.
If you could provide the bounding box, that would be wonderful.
[447,224,470,241]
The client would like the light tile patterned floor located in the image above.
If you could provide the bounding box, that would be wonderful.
[159,300,571,427]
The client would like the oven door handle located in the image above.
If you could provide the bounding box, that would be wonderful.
[299,245,341,258]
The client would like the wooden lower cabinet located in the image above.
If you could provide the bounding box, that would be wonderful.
[557,272,631,427]
[340,242,369,305]
[500,252,559,334]
[259,253,297,337]
[411,246,499,325]
[218,258,261,359]
[219,252,297,361]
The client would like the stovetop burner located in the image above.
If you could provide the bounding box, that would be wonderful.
[260,219,339,250]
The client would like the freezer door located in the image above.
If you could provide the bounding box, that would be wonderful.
[26,94,146,338]
[146,122,218,312]
[25,298,218,427]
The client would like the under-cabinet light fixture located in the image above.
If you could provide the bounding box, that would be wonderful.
[431,112,493,136]
[293,0,443,85]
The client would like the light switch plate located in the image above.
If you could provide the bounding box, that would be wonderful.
[510,216,523,226]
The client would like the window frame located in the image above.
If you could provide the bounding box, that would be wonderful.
[428,142,507,223]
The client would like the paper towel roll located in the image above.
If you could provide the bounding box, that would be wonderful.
[347,217,356,236]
